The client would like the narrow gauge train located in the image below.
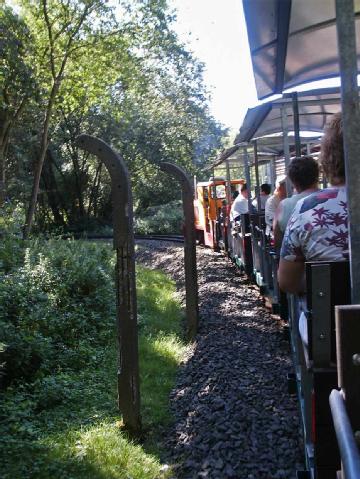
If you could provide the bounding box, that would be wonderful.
[194,176,244,250]
[195,2,360,478]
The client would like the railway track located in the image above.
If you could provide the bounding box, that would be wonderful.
[135,234,184,243]
[60,233,184,243]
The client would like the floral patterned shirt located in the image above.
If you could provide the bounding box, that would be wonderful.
[280,186,348,262]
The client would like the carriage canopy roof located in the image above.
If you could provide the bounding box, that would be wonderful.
[235,88,342,144]
[243,0,360,100]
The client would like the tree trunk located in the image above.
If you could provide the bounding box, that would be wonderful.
[0,114,11,206]
[23,84,57,238]
[41,148,66,227]
[0,144,7,206]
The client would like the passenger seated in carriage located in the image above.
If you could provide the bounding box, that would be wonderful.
[265,175,286,236]
[230,183,249,222]
[273,155,319,250]
[252,183,271,210]
[278,113,348,345]
[216,199,228,240]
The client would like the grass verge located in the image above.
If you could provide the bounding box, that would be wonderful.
[0,240,187,479]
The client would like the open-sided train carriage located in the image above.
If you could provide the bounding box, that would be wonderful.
[193,0,360,475]
[237,1,360,477]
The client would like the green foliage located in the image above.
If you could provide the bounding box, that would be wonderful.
[134,200,183,234]
[0,239,187,478]
[0,5,36,115]
[0,239,115,386]
[0,202,25,272]
[2,0,226,233]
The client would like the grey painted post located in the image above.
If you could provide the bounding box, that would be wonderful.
[243,147,252,212]
[281,105,292,197]
[270,158,276,191]
[253,140,261,212]
[336,0,360,304]
[225,159,231,205]
[159,163,199,340]
[76,134,141,435]
[292,92,301,157]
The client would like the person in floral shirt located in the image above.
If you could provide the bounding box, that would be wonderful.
[278,113,347,343]
[280,186,348,263]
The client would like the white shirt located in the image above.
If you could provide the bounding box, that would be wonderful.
[252,195,269,211]
[265,194,280,229]
[230,195,248,221]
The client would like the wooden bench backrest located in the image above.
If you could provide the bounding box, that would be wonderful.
[306,261,350,365]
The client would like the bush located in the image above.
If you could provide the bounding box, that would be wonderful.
[0,238,186,479]
[134,200,183,235]
[0,239,116,386]
[0,202,25,272]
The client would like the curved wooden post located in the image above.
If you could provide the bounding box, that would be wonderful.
[159,162,199,339]
[76,134,141,435]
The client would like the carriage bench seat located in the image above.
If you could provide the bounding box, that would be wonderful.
[294,261,350,479]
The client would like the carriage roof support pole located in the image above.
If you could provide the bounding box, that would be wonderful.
[225,159,231,205]
[281,105,291,197]
[253,140,261,212]
[291,92,301,157]
[243,146,252,212]
[76,134,141,435]
[159,163,199,340]
[270,158,276,191]
[336,0,360,304]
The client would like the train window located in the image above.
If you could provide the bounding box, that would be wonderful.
[210,185,226,199]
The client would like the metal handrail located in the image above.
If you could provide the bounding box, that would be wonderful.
[329,389,360,479]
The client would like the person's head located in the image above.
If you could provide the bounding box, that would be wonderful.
[260,183,271,196]
[240,183,248,198]
[320,112,345,185]
[288,156,319,192]
[232,190,239,200]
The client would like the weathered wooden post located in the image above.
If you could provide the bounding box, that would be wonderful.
[159,162,199,340]
[76,134,141,435]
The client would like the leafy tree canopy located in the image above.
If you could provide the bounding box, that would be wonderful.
[2,0,227,232]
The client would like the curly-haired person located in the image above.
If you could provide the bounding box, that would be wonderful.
[278,113,348,344]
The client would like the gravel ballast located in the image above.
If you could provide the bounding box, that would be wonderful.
[136,240,304,479]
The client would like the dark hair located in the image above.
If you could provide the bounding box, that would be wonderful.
[240,183,247,193]
[260,183,271,195]
[232,190,239,199]
[321,112,345,184]
[288,155,319,191]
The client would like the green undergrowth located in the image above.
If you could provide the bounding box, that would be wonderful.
[0,238,187,479]
[134,200,183,235]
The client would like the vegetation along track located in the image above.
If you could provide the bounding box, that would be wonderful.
[136,240,303,479]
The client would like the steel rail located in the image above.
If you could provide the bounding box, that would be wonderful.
[330,390,360,479]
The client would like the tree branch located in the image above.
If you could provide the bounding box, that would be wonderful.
[42,0,56,80]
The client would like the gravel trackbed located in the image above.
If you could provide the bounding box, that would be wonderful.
[136,240,303,479]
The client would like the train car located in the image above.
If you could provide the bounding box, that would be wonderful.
[236,2,360,478]
[194,177,244,250]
